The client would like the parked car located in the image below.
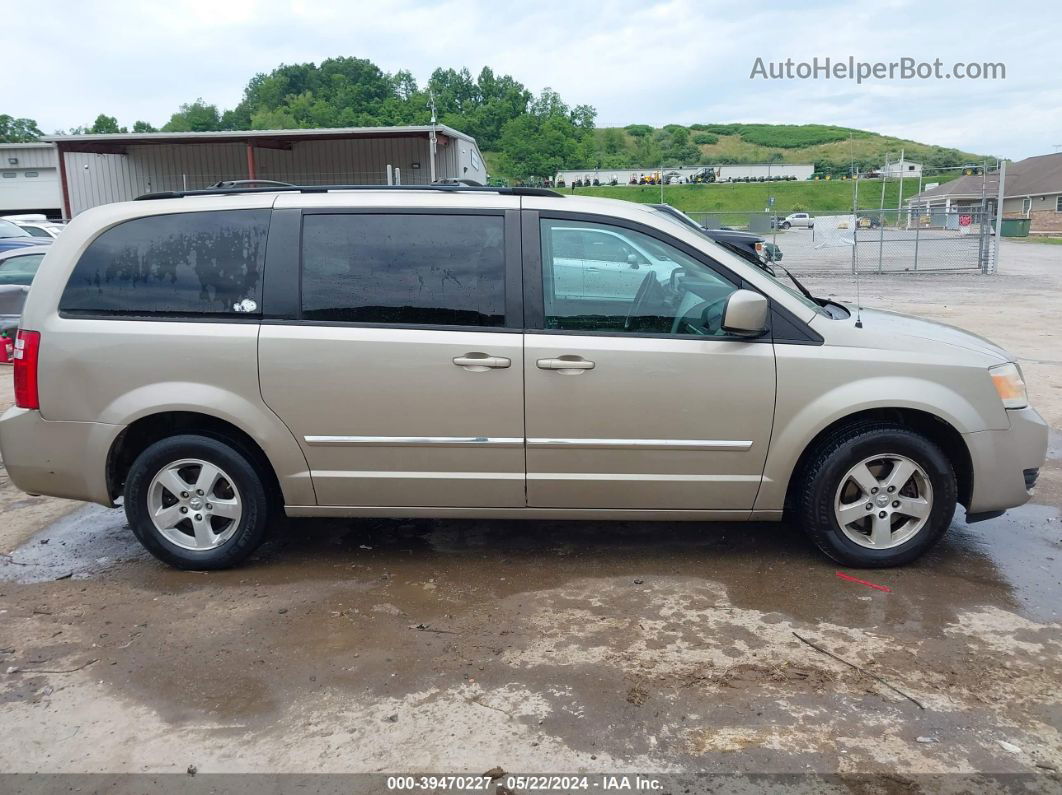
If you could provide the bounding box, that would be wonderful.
[0,218,51,253]
[0,185,1046,571]
[773,212,814,230]
[3,214,65,239]
[0,247,47,337]
[0,246,48,286]
[0,284,30,334]
[855,214,882,229]
[650,204,782,270]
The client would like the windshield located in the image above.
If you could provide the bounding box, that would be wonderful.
[647,206,825,316]
[766,272,825,314]
[0,219,31,239]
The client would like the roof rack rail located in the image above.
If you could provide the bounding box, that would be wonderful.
[208,179,296,189]
[135,184,563,200]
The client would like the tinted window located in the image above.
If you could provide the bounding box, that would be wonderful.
[59,210,268,317]
[301,214,505,327]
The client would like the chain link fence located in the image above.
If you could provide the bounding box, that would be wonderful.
[687,208,998,275]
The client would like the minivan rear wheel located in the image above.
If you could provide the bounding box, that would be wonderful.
[797,423,957,567]
[124,434,269,570]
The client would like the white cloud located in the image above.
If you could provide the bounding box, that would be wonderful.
[6,0,1059,158]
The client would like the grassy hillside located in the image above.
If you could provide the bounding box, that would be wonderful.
[592,123,992,176]
[564,172,959,215]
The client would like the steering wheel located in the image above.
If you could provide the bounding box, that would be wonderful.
[625,271,659,331]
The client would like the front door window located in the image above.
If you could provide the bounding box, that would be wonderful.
[540,219,740,336]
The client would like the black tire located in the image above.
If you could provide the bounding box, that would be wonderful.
[781,221,791,229]
[124,434,270,570]
[796,423,957,568]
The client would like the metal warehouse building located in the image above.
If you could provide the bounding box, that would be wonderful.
[0,143,62,216]
[43,125,487,217]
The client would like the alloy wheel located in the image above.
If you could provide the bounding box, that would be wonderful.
[833,454,933,549]
[147,458,243,550]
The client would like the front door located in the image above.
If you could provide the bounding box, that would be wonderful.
[259,209,525,507]
[524,215,776,511]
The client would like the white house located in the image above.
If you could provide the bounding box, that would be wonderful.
[882,158,923,179]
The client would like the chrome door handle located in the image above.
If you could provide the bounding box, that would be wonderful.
[536,356,595,373]
[453,353,511,371]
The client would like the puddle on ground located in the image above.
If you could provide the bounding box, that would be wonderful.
[1,498,1058,623]
[0,504,146,583]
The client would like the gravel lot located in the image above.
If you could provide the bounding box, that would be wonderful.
[0,240,1059,783]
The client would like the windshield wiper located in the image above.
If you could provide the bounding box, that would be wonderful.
[773,264,821,304]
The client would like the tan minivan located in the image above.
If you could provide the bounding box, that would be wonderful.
[0,185,1048,569]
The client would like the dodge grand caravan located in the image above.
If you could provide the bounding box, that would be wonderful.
[0,185,1048,570]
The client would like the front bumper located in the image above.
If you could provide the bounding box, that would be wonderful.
[0,406,122,506]
[963,406,1049,514]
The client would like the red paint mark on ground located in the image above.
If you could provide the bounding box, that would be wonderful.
[836,572,892,592]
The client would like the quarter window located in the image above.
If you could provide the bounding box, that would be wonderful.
[59,210,268,317]
[540,219,740,336]
[300,214,506,327]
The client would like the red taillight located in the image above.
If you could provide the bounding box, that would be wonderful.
[13,329,41,410]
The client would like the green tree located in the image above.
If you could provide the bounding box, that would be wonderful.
[498,89,596,181]
[163,99,222,132]
[459,67,532,150]
[132,120,157,133]
[624,124,652,138]
[601,127,625,155]
[88,114,125,134]
[0,114,43,142]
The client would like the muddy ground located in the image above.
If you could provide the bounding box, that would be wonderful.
[0,240,1059,783]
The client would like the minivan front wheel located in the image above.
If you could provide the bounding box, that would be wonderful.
[125,435,269,569]
[798,424,957,567]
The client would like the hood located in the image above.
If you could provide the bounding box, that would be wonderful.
[0,238,48,250]
[704,228,763,245]
[841,306,1010,362]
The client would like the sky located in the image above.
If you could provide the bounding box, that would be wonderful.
[8,0,1061,159]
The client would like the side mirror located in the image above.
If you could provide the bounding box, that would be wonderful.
[626,253,640,268]
[721,289,769,336]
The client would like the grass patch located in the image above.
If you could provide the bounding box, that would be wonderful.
[1008,236,1062,245]
[563,177,953,214]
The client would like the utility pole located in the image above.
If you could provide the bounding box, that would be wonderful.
[896,147,905,227]
[427,92,438,184]
[992,159,1006,273]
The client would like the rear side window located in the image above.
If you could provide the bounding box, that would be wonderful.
[59,210,268,317]
[300,213,505,327]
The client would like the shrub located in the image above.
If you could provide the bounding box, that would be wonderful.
[701,124,743,136]
[692,133,718,145]
[736,124,863,148]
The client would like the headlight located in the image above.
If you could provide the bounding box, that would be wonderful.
[990,363,1028,409]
